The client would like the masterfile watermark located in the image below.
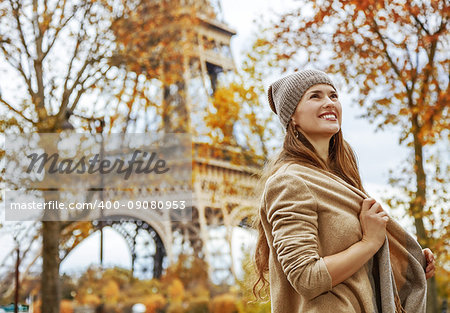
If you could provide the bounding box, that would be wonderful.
[9,199,186,211]
[26,150,170,180]
[4,133,193,222]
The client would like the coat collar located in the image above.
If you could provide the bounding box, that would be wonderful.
[285,163,369,200]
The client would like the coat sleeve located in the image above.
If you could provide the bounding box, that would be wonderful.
[264,171,333,300]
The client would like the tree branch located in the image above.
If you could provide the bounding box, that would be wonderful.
[42,0,75,60]
[62,33,83,100]
[8,0,32,60]
[0,96,34,124]
[410,14,430,36]
[30,0,50,121]
[416,37,439,129]
[59,55,98,117]
[0,44,36,101]
[425,77,448,129]
[370,17,409,93]
[61,2,95,115]
[67,64,113,114]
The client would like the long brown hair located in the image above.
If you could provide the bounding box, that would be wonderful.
[252,121,365,298]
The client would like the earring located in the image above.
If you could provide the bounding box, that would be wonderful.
[291,120,301,139]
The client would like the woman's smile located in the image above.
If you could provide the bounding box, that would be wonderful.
[318,112,338,121]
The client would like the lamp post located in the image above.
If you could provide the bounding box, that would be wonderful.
[12,224,22,313]
[96,119,105,268]
[14,246,19,313]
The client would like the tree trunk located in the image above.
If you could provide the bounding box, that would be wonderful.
[411,115,427,242]
[41,218,61,313]
[411,114,439,313]
[427,277,440,313]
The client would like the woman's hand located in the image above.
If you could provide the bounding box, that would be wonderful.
[423,248,435,279]
[324,198,389,287]
[359,198,389,253]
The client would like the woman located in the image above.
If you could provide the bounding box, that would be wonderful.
[253,69,435,313]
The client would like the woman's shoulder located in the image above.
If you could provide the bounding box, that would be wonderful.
[265,162,315,187]
[264,162,329,195]
[262,163,319,207]
[270,162,317,178]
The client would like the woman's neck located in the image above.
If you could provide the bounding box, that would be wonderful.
[313,140,329,162]
[303,134,330,162]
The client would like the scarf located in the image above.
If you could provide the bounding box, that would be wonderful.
[375,218,428,312]
[317,167,428,313]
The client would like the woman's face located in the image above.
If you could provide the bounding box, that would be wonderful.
[291,84,342,143]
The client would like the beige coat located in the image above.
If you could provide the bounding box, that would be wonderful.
[260,162,427,313]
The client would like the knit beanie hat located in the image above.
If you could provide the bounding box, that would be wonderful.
[268,69,336,129]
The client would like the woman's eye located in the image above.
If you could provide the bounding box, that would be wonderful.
[310,94,319,98]
[331,93,338,99]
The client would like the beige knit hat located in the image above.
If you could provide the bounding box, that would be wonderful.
[268,69,336,129]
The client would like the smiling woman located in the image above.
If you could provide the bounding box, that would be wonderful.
[253,69,433,313]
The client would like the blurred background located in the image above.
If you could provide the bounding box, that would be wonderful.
[0,0,448,312]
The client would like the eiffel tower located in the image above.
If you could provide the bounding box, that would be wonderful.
[130,0,262,284]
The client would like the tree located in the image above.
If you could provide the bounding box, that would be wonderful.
[0,1,119,312]
[261,0,448,311]
[0,0,204,311]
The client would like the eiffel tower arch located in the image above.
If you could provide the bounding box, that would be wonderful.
[190,143,261,283]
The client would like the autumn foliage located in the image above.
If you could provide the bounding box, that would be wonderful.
[25,254,268,313]
[111,0,201,85]
[210,293,238,313]
[272,0,448,142]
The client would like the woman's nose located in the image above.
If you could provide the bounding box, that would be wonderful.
[323,98,336,108]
